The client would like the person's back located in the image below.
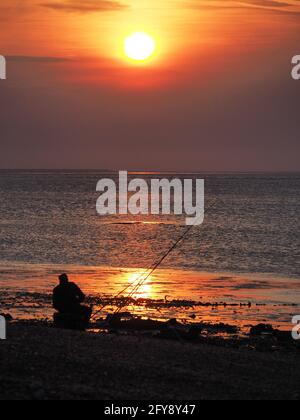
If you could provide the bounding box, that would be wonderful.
[53,274,92,329]
[53,280,85,313]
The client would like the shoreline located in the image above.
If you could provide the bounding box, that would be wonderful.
[1,261,300,282]
[1,263,299,330]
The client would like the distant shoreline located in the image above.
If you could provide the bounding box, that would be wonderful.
[0,169,300,175]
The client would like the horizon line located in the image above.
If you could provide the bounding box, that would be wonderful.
[0,169,299,174]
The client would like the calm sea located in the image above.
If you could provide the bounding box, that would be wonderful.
[0,171,299,325]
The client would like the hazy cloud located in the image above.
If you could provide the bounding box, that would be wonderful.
[7,56,72,63]
[40,0,128,13]
[0,1,34,22]
[186,0,298,12]
[238,0,291,7]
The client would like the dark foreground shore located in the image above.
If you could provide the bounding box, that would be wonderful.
[0,324,299,400]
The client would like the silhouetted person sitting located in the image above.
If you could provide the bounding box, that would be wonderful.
[53,274,92,329]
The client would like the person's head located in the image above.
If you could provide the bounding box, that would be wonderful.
[59,273,69,285]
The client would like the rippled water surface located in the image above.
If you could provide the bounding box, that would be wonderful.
[0,171,299,326]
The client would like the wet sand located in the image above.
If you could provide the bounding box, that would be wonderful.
[1,324,300,400]
[1,263,299,329]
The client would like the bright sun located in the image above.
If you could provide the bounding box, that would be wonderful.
[124,32,156,61]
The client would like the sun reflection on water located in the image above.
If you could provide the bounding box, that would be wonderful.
[123,270,154,299]
[1,263,299,329]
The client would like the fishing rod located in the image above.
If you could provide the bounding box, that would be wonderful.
[114,225,196,314]
[91,225,194,319]
[90,266,151,320]
[91,199,219,320]
[113,199,219,314]
[91,220,195,321]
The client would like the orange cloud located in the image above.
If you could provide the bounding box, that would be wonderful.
[40,0,128,13]
[185,0,300,14]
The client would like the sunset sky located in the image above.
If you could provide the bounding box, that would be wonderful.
[0,0,300,171]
